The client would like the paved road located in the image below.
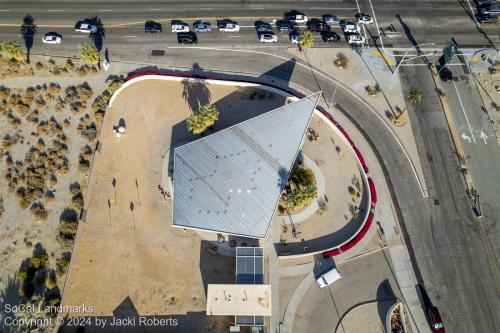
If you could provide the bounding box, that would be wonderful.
[0,0,498,58]
[293,250,402,333]
[398,64,500,333]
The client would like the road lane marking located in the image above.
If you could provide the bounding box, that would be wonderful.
[250,7,265,10]
[0,10,12,12]
[480,131,488,144]
[309,7,356,10]
[48,9,65,12]
[69,35,87,38]
[149,8,164,11]
[123,35,138,38]
[99,9,113,12]
[461,133,472,143]
[199,8,214,10]
[452,80,476,143]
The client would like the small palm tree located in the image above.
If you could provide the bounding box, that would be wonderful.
[186,104,219,135]
[79,43,99,65]
[0,40,24,61]
[299,31,314,51]
[408,89,423,104]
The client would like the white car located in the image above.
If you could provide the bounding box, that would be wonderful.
[288,14,308,24]
[357,14,373,24]
[75,22,97,34]
[347,34,366,45]
[219,22,240,32]
[259,32,278,43]
[342,23,360,34]
[172,23,190,33]
[42,33,62,45]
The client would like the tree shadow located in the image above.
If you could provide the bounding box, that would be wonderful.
[198,240,236,296]
[21,14,37,64]
[181,78,212,112]
[376,279,397,328]
[88,16,105,52]
[0,275,21,332]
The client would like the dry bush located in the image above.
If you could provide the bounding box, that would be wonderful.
[34,96,46,108]
[36,120,49,135]
[0,197,4,218]
[15,187,31,209]
[58,208,79,246]
[56,158,69,175]
[30,202,48,221]
[23,87,36,105]
[69,182,81,195]
[44,190,55,203]
[71,192,84,210]
[78,158,90,173]
[0,86,11,99]
[49,174,57,186]
[77,84,93,102]
[77,65,90,76]
[35,62,44,70]
[2,134,12,149]
[334,53,349,69]
[80,145,93,160]
[26,109,39,124]
[80,122,97,142]
[65,59,75,71]
[48,83,61,95]
[63,119,71,128]
[70,101,85,114]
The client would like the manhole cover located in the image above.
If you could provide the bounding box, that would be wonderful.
[151,50,165,56]
[434,199,440,205]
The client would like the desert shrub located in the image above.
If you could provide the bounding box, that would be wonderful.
[23,87,37,105]
[44,190,54,203]
[334,53,349,69]
[0,197,4,218]
[71,192,84,210]
[2,134,12,149]
[69,182,81,195]
[281,165,318,210]
[35,62,43,70]
[365,85,381,97]
[81,122,97,142]
[15,102,30,116]
[70,101,84,114]
[30,202,48,221]
[49,174,57,186]
[0,86,10,99]
[58,208,79,245]
[80,145,93,160]
[65,59,75,71]
[34,96,46,108]
[77,84,93,101]
[107,79,124,94]
[48,83,61,95]
[78,158,90,173]
[56,252,71,277]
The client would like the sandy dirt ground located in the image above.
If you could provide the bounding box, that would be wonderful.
[61,79,285,331]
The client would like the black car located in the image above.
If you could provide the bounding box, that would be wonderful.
[307,19,329,32]
[276,19,295,33]
[255,21,273,32]
[145,21,162,33]
[439,67,453,82]
[321,31,340,42]
[476,14,498,23]
[177,32,198,44]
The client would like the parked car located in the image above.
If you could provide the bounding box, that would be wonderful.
[356,13,373,24]
[307,19,329,32]
[321,31,340,42]
[316,267,342,288]
[193,21,212,32]
[144,21,162,33]
[75,21,97,33]
[476,14,499,23]
[425,306,445,333]
[177,32,197,44]
[289,29,300,44]
[341,21,361,33]
[218,21,240,32]
[323,14,340,25]
[286,11,308,23]
[255,21,273,32]
[259,32,278,43]
[276,19,295,33]
[171,22,190,33]
[42,32,62,44]
[347,34,366,45]
[479,4,500,14]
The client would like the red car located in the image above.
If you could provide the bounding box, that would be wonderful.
[426,306,445,333]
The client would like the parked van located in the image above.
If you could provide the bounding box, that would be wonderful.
[316,267,342,288]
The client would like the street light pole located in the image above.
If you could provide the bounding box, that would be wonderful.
[393,42,436,75]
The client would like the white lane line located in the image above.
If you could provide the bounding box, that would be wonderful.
[123,35,138,38]
[48,9,65,12]
[250,7,265,10]
[309,7,356,10]
[367,0,384,50]
[0,10,12,12]
[227,35,245,38]
[199,8,213,10]
[99,9,113,12]
[69,35,87,38]
[452,80,476,143]
[149,8,164,11]
[164,45,428,197]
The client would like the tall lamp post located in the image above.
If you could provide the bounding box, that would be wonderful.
[393,42,436,75]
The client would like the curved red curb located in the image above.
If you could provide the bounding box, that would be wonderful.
[124,71,376,257]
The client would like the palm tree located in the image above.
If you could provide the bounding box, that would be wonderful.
[186,104,219,135]
[408,89,423,103]
[79,44,99,64]
[20,15,36,63]
[299,31,314,51]
[0,40,24,61]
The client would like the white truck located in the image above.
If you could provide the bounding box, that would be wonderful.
[316,267,342,288]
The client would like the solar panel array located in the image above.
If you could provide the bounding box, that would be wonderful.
[235,247,265,326]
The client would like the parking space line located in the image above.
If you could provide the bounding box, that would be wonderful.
[452,80,476,143]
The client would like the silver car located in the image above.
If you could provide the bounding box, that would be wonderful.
[42,33,62,44]
[193,22,212,32]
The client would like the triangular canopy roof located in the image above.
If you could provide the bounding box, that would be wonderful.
[172,92,321,238]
